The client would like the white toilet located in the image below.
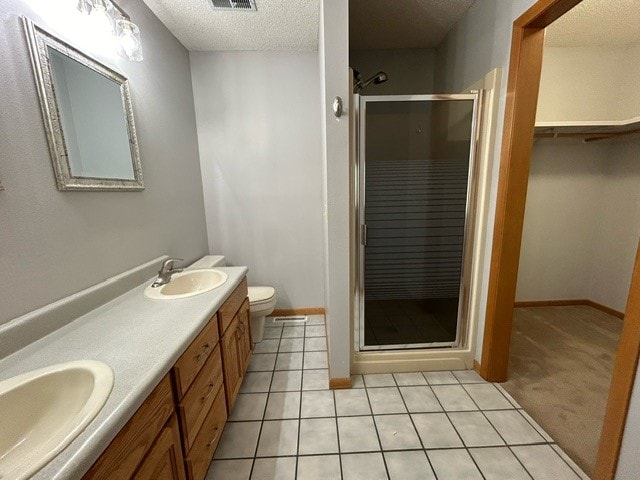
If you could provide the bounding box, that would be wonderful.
[246,286,276,344]
[189,255,275,343]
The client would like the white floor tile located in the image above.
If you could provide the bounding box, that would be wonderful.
[264,392,300,420]
[470,447,532,480]
[374,414,421,450]
[393,372,428,386]
[448,411,505,447]
[228,393,268,421]
[239,372,273,393]
[512,444,582,480]
[262,326,283,339]
[432,384,478,411]
[298,417,339,455]
[463,383,514,410]
[214,422,262,459]
[384,450,436,480]
[275,352,303,371]
[453,369,486,383]
[367,387,407,414]
[335,388,371,416]
[251,456,296,480]
[302,369,329,390]
[411,413,463,449]
[484,410,546,445]
[428,449,483,479]
[305,325,326,337]
[253,338,280,354]
[282,326,305,338]
[301,390,335,418]
[337,416,381,453]
[341,452,388,480]
[205,459,253,480]
[270,370,302,392]
[247,353,277,372]
[305,315,326,326]
[304,336,327,351]
[278,337,304,352]
[350,374,365,388]
[423,371,458,385]
[296,455,341,480]
[256,420,299,457]
[400,386,442,413]
[303,351,328,369]
[363,373,395,387]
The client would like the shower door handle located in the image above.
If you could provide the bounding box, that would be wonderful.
[361,224,368,246]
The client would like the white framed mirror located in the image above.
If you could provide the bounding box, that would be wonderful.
[23,17,143,191]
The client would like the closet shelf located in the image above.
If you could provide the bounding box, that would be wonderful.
[534,116,640,142]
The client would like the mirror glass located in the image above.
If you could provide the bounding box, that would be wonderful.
[24,18,143,191]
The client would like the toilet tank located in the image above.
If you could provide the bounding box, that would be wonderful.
[188,255,226,270]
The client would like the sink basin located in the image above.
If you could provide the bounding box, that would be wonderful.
[144,268,228,300]
[0,360,114,480]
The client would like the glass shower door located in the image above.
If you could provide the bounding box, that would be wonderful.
[357,94,479,350]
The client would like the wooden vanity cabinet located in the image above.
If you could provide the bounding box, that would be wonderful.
[83,376,177,480]
[85,278,250,480]
[220,297,251,412]
[133,415,185,480]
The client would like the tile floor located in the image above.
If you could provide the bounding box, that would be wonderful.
[206,315,589,480]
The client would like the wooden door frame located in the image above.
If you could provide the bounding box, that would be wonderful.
[479,0,640,478]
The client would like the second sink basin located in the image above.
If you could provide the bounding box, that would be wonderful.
[0,360,114,480]
[144,269,228,300]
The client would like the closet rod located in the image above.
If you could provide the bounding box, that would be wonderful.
[534,128,640,142]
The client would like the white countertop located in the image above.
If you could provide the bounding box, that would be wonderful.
[0,266,248,480]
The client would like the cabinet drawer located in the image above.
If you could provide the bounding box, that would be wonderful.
[173,317,219,398]
[84,376,174,480]
[184,387,227,480]
[218,278,248,335]
[178,344,224,452]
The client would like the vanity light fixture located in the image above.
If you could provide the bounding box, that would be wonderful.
[76,0,143,61]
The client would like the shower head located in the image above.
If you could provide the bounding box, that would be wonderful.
[354,71,388,93]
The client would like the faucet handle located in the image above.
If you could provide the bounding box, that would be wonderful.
[161,257,183,272]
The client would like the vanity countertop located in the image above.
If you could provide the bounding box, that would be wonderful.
[0,265,248,480]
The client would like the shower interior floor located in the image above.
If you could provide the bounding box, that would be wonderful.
[364,298,458,346]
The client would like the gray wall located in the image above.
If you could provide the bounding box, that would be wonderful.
[190,51,325,309]
[517,138,640,313]
[0,0,208,325]
[433,0,538,359]
[350,48,435,95]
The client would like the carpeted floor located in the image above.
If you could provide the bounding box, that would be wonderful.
[502,305,623,478]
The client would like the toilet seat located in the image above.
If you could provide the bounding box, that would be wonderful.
[248,286,275,307]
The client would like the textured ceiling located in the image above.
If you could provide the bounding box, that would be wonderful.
[141,0,319,50]
[546,0,640,47]
[350,0,476,50]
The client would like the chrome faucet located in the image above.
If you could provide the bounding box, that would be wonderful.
[151,257,183,288]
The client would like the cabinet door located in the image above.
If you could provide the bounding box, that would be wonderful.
[237,299,252,374]
[133,415,186,480]
[221,316,242,412]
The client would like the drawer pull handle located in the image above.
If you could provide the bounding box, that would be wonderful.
[201,382,216,402]
[206,428,220,448]
[195,342,212,362]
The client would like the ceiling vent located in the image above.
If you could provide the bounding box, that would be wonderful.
[209,0,257,11]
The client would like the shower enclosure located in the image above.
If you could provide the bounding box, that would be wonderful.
[356,93,481,351]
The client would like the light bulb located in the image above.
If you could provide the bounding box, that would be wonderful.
[116,19,143,61]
